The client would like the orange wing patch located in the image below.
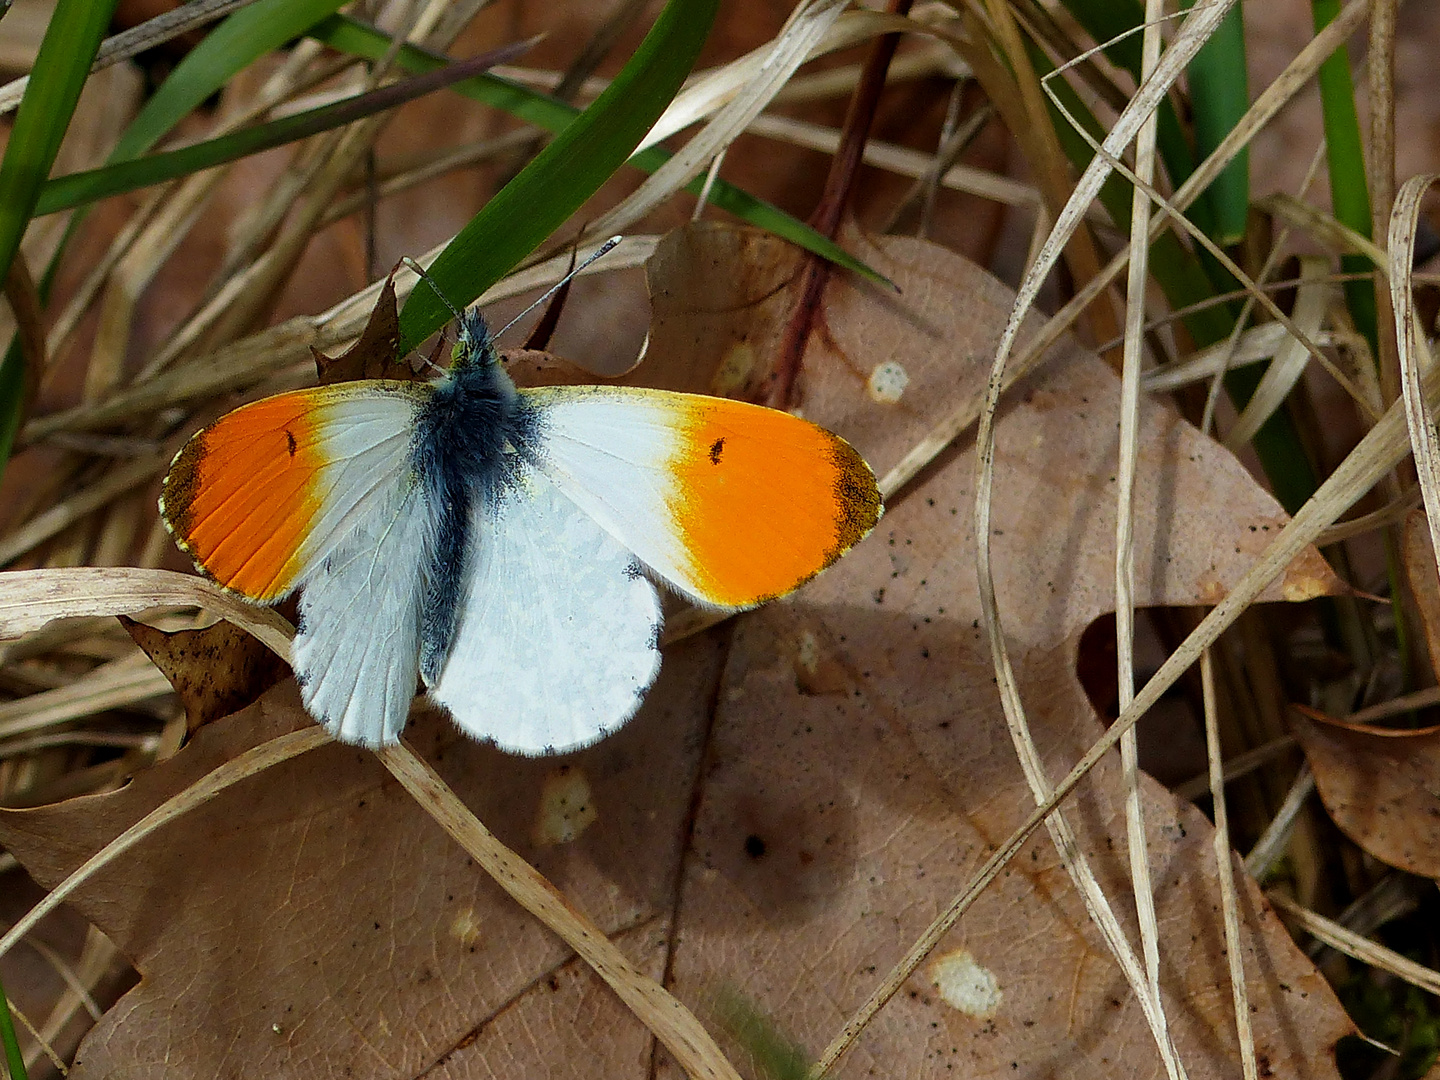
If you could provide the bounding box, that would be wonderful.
[161,394,327,601]
[670,401,881,608]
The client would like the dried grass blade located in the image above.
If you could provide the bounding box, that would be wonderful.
[31,927,117,1071]
[1245,765,1315,880]
[0,567,294,662]
[0,453,167,566]
[1173,734,1299,802]
[1389,174,1440,578]
[1202,651,1259,1080]
[1113,0,1173,1068]
[0,656,171,740]
[377,741,744,1080]
[635,6,935,152]
[1368,0,1399,402]
[0,0,261,117]
[744,114,1043,210]
[1259,190,1387,264]
[1268,891,1440,997]
[1143,323,1290,392]
[581,0,849,243]
[1226,255,1331,449]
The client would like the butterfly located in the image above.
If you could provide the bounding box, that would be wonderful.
[159,308,882,755]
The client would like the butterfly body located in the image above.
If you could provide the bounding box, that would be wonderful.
[410,316,536,682]
[161,310,881,754]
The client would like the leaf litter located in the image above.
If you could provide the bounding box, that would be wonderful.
[0,223,1353,1077]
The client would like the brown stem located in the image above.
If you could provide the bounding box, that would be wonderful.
[758,0,914,409]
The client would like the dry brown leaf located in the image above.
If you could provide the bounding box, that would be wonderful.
[0,225,1351,1078]
[1290,709,1440,879]
[118,615,289,735]
[638,224,1349,1078]
[310,272,414,385]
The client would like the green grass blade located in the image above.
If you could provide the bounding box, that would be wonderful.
[0,974,28,1080]
[312,15,889,294]
[0,0,117,473]
[1183,0,1249,245]
[111,0,348,163]
[1311,0,1378,355]
[34,45,531,216]
[716,989,810,1080]
[394,0,719,349]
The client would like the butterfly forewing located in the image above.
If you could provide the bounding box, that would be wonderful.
[161,382,429,602]
[520,386,882,609]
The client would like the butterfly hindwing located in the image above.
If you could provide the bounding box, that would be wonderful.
[518,386,882,610]
[427,464,663,756]
[293,477,430,746]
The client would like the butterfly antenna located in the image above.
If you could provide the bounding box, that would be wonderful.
[396,257,466,374]
[494,235,623,342]
[400,256,464,324]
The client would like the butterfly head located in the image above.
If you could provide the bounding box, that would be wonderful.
[451,308,501,373]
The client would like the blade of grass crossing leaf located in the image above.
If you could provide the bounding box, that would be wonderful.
[0,974,26,1080]
[34,47,532,216]
[397,0,718,348]
[1311,0,1379,356]
[1182,0,1249,245]
[716,989,810,1080]
[0,0,116,475]
[309,16,888,293]
[110,0,349,163]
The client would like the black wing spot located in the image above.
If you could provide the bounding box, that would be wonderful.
[709,437,725,464]
[285,429,298,457]
[744,834,767,859]
[623,560,644,581]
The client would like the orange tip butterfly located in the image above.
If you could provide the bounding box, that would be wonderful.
[159,302,882,755]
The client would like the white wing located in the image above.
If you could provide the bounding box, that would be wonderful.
[427,465,662,756]
[294,473,431,747]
